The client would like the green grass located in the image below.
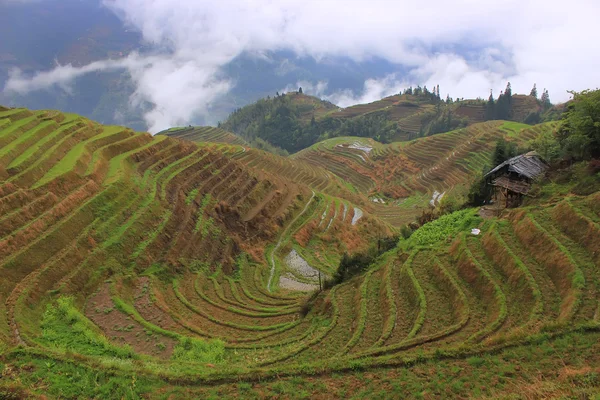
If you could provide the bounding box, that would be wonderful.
[404,208,480,249]
[185,188,199,205]
[105,135,166,183]
[172,337,225,363]
[35,138,88,187]
[499,121,530,138]
[4,328,600,399]
[84,126,130,175]
[0,115,37,140]
[0,120,55,159]
[7,121,78,169]
[488,223,544,321]
[39,297,136,359]
[193,194,214,233]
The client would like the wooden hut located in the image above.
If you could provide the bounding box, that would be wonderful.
[485,151,548,208]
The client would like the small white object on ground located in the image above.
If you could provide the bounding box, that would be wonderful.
[352,207,363,225]
[318,206,328,227]
[429,191,446,207]
[471,228,481,235]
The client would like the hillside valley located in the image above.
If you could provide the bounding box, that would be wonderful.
[0,86,599,398]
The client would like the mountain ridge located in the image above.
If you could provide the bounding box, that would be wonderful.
[218,89,559,153]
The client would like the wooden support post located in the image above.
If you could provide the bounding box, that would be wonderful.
[496,186,501,217]
[318,270,322,291]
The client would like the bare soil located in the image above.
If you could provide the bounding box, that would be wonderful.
[85,283,176,358]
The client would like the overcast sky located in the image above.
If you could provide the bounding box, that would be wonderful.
[4,0,600,132]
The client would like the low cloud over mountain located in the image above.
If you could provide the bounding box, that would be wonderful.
[3,0,599,132]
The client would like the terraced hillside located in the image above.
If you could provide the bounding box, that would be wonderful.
[293,121,560,227]
[0,105,388,354]
[1,105,599,398]
[160,126,248,146]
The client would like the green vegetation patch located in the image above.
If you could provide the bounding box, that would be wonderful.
[500,121,530,138]
[40,297,136,359]
[405,208,480,249]
[172,337,225,364]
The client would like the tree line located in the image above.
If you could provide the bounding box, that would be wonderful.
[221,83,558,154]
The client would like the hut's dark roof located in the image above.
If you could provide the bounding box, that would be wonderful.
[485,151,548,180]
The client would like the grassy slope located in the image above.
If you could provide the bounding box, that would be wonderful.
[160,126,249,147]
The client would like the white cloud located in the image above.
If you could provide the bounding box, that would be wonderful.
[325,76,411,108]
[3,0,600,130]
[5,54,232,132]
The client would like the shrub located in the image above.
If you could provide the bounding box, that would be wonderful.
[530,130,561,162]
[559,89,600,159]
[330,234,398,285]
[439,191,465,214]
[400,225,414,239]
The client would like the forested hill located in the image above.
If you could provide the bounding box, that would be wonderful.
[220,84,562,153]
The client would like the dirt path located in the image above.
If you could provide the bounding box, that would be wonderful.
[267,190,315,292]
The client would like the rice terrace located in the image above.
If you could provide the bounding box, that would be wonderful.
[1,1,600,398]
[0,84,599,399]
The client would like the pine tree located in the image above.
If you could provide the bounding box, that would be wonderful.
[485,90,496,120]
[530,84,538,99]
[436,85,440,100]
[446,94,452,104]
[492,138,517,166]
[298,87,303,94]
[495,83,514,120]
[505,82,512,98]
[541,89,551,110]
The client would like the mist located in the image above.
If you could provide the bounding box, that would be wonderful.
[3,0,600,132]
